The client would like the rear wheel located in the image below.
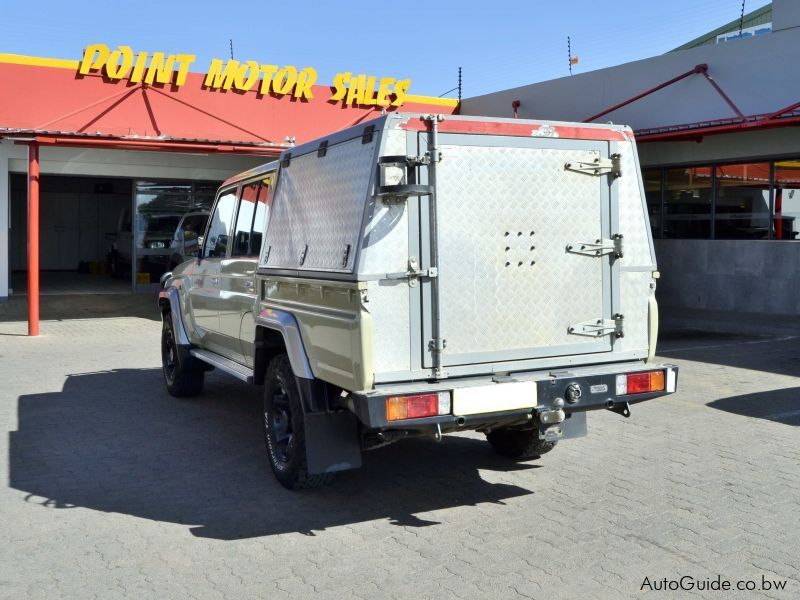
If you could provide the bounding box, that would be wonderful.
[161,314,204,397]
[262,354,334,490]
[486,427,557,460]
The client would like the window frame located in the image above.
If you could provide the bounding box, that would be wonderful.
[228,176,273,260]
[248,176,273,258]
[202,184,239,259]
[644,156,800,241]
[230,180,261,259]
[661,164,714,240]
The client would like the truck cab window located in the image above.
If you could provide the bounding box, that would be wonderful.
[204,190,236,257]
[232,182,259,257]
[249,178,272,257]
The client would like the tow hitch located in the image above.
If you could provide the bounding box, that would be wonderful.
[538,398,567,441]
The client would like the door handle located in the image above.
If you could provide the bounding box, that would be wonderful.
[211,277,220,286]
[245,280,255,292]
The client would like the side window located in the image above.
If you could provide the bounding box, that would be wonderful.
[179,214,208,254]
[231,182,259,257]
[249,176,272,257]
[204,190,236,258]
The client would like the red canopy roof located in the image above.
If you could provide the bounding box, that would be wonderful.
[0,54,458,155]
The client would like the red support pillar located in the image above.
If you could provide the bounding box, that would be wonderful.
[27,142,40,336]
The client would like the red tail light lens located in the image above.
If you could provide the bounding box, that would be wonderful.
[386,393,441,421]
[617,370,666,395]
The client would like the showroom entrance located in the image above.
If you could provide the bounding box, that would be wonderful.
[9,174,219,295]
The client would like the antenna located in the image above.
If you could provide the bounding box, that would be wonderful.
[738,0,746,37]
[567,36,579,75]
[229,39,234,60]
[567,36,573,76]
[439,67,463,101]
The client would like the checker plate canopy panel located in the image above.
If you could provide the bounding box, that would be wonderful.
[262,136,376,272]
[430,141,613,366]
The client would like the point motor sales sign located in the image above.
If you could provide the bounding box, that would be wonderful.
[78,43,413,107]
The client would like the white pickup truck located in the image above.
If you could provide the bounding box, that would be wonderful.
[159,113,678,489]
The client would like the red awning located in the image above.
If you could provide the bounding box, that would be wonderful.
[0,57,458,153]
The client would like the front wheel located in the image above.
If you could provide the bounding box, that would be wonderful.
[161,314,204,397]
[486,427,557,460]
[262,354,334,490]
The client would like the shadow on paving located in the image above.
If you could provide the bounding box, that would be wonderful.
[708,387,800,426]
[656,329,800,377]
[9,368,535,540]
[0,293,160,323]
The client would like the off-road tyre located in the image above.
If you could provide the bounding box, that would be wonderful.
[161,314,204,397]
[486,427,557,460]
[262,354,334,490]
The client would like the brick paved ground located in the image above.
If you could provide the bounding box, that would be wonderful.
[1,298,799,599]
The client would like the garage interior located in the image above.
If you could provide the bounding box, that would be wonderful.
[8,174,132,295]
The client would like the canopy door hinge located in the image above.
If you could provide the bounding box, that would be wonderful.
[376,155,434,202]
[566,234,623,258]
[564,153,621,178]
[568,313,624,338]
[384,257,438,287]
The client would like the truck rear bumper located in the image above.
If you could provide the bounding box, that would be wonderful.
[350,361,678,435]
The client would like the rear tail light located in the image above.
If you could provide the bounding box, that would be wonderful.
[386,392,451,421]
[616,370,665,395]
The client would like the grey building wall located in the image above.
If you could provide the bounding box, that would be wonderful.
[773,0,800,31]
[643,127,800,316]
[655,239,800,316]
[461,1,800,132]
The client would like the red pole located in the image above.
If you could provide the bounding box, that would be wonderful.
[27,143,40,336]
[583,64,707,123]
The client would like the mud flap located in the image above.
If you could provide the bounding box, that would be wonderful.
[304,411,363,474]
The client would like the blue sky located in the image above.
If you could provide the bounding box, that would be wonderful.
[3,0,770,98]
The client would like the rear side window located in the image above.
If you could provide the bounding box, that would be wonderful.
[232,183,259,257]
[231,177,272,258]
[204,190,236,257]
[249,177,272,256]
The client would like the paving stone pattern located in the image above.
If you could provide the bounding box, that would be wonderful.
[1,316,799,599]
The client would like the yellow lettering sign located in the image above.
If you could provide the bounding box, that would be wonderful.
[78,43,109,75]
[330,72,351,102]
[328,72,411,107]
[295,67,317,99]
[204,58,239,90]
[77,43,411,106]
[79,43,196,87]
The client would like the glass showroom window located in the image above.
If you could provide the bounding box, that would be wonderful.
[131,180,220,290]
[774,160,800,240]
[643,168,662,238]
[714,162,771,239]
[663,166,712,239]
